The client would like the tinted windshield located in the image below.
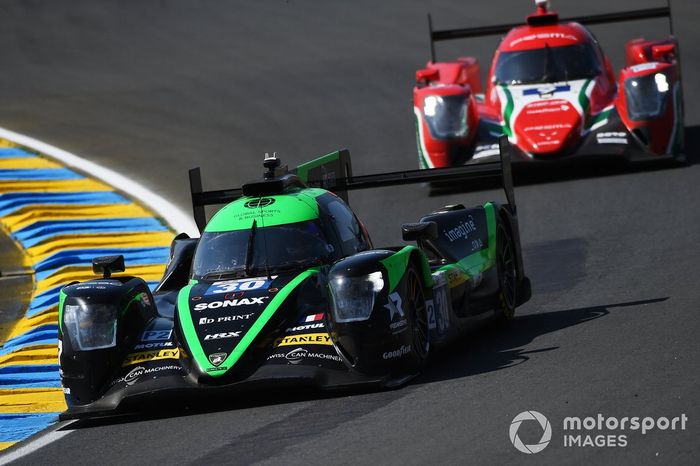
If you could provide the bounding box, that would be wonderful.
[494,44,601,85]
[192,220,331,279]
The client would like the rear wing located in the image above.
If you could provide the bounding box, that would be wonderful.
[189,136,516,233]
[428,4,673,62]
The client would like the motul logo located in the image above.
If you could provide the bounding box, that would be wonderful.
[285,323,324,332]
[204,331,241,340]
[193,297,267,311]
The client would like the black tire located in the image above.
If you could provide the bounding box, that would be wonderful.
[405,264,430,365]
[495,221,517,322]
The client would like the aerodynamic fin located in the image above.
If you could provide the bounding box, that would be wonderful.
[188,141,516,233]
[427,5,673,61]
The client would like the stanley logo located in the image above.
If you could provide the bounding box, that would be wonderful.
[122,349,180,366]
[273,333,332,348]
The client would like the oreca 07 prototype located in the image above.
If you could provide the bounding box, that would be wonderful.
[414,0,684,167]
[58,140,530,417]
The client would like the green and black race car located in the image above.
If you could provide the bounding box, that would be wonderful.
[58,138,531,418]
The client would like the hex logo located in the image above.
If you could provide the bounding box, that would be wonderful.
[510,411,552,454]
[204,332,241,340]
[244,198,275,209]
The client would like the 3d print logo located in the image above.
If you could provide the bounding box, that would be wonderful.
[510,411,552,454]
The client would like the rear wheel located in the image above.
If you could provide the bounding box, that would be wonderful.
[406,265,429,364]
[496,222,517,321]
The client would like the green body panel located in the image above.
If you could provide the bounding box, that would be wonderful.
[205,191,320,232]
[437,202,497,280]
[58,289,67,333]
[177,269,318,377]
[299,187,329,198]
[380,246,433,292]
[295,151,341,183]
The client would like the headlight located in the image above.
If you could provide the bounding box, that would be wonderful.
[423,95,469,139]
[329,271,384,323]
[63,303,117,350]
[624,72,670,121]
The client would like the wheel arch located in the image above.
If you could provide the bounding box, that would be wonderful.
[493,202,531,306]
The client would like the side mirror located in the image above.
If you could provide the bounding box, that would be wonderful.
[402,222,438,241]
[416,68,439,84]
[92,255,125,279]
[652,43,675,62]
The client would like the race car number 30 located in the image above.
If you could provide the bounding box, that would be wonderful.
[205,276,276,295]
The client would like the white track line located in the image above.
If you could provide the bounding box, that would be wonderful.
[0,126,198,236]
[0,421,76,465]
[0,127,197,462]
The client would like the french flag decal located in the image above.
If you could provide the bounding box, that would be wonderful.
[303,313,324,323]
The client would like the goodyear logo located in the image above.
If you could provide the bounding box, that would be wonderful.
[273,333,331,348]
[122,349,180,366]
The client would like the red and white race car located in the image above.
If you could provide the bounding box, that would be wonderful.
[413,0,684,168]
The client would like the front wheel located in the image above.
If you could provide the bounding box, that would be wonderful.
[405,265,429,365]
[495,221,517,322]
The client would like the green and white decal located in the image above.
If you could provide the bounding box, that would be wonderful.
[414,106,434,169]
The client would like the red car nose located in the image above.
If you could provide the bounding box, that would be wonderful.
[514,99,582,155]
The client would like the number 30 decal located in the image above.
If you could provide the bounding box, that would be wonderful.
[205,276,276,295]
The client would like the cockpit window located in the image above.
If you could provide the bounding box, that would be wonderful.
[494,43,601,85]
[323,198,369,256]
[192,220,332,279]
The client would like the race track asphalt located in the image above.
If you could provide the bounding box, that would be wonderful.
[0,0,698,464]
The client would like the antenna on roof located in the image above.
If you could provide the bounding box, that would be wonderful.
[263,152,281,180]
[535,0,550,13]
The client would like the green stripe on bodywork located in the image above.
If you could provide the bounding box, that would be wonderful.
[295,151,341,184]
[380,246,433,292]
[482,119,505,137]
[587,107,611,129]
[177,269,318,376]
[438,202,497,279]
[578,79,592,123]
[415,113,430,169]
[500,85,514,138]
[58,289,67,333]
[205,192,320,232]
